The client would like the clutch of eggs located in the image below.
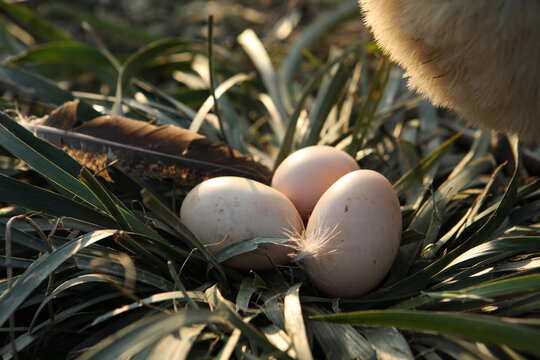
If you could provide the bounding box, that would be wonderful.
[180,146,402,298]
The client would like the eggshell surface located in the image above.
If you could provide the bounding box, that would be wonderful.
[301,170,401,298]
[272,145,360,221]
[180,176,304,270]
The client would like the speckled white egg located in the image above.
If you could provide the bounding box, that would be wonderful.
[298,170,401,298]
[272,145,360,221]
[180,176,304,270]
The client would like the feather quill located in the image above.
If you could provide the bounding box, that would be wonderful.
[24,101,272,186]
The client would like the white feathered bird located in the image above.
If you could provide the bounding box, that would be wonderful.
[357,0,540,142]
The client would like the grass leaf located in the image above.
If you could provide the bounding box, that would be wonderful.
[284,284,313,360]
[310,310,540,357]
[188,73,252,134]
[140,188,227,283]
[77,310,228,360]
[393,131,462,196]
[281,2,359,94]
[0,17,25,54]
[214,237,290,263]
[205,285,293,359]
[0,65,100,118]
[0,64,73,104]
[0,0,71,42]
[238,29,289,128]
[49,2,161,44]
[0,115,106,209]
[9,41,118,87]
[301,56,352,147]
[0,229,116,327]
[274,45,363,168]
[89,291,206,328]
[0,173,116,227]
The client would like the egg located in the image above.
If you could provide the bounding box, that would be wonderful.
[180,176,304,270]
[272,145,360,221]
[295,170,401,298]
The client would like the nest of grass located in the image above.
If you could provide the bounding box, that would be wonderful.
[0,1,539,359]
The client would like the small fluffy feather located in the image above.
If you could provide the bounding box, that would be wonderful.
[287,213,341,263]
[358,0,540,141]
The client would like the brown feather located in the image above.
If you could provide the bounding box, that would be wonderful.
[28,101,272,186]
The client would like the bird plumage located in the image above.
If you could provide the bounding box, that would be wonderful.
[358,0,540,141]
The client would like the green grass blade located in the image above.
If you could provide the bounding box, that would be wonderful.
[0,64,74,104]
[89,291,206,328]
[440,136,520,253]
[205,285,292,359]
[393,131,463,196]
[238,29,289,128]
[216,328,242,360]
[284,284,314,360]
[9,41,118,87]
[29,274,112,330]
[74,249,174,291]
[0,293,120,358]
[131,78,199,121]
[445,236,540,269]
[77,310,228,360]
[140,189,227,282]
[0,0,71,42]
[0,113,82,176]
[0,17,25,54]
[396,138,423,205]
[358,327,413,360]
[167,260,199,309]
[310,310,540,356]
[9,41,115,68]
[206,15,229,145]
[348,57,392,156]
[393,274,540,310]
[0,255,33,269]
[188,73,252,134]
[274,45,363,168]
[0,117,105,209]
[307,307,376,359]
[0,65,100,118]
[449,131,492,178]
[49,2,161,44]
[301,58,351,147]
[431,274,540,300]
[0,173,116,227]
[214,237,289,263]
[79,168,132,230]
[0,229,117,327]
[149,325,206,360]
[427,163,506,257]
[411,156,493,237]
[0,221,47,252]
[120,38,187,91]
[235,278,257,313]
[281,2,359,95]
[113,38,187,114]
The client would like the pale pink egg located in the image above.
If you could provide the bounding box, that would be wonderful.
[272,146,359,221]
[180,176,303,270]
[298,170,401,298]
